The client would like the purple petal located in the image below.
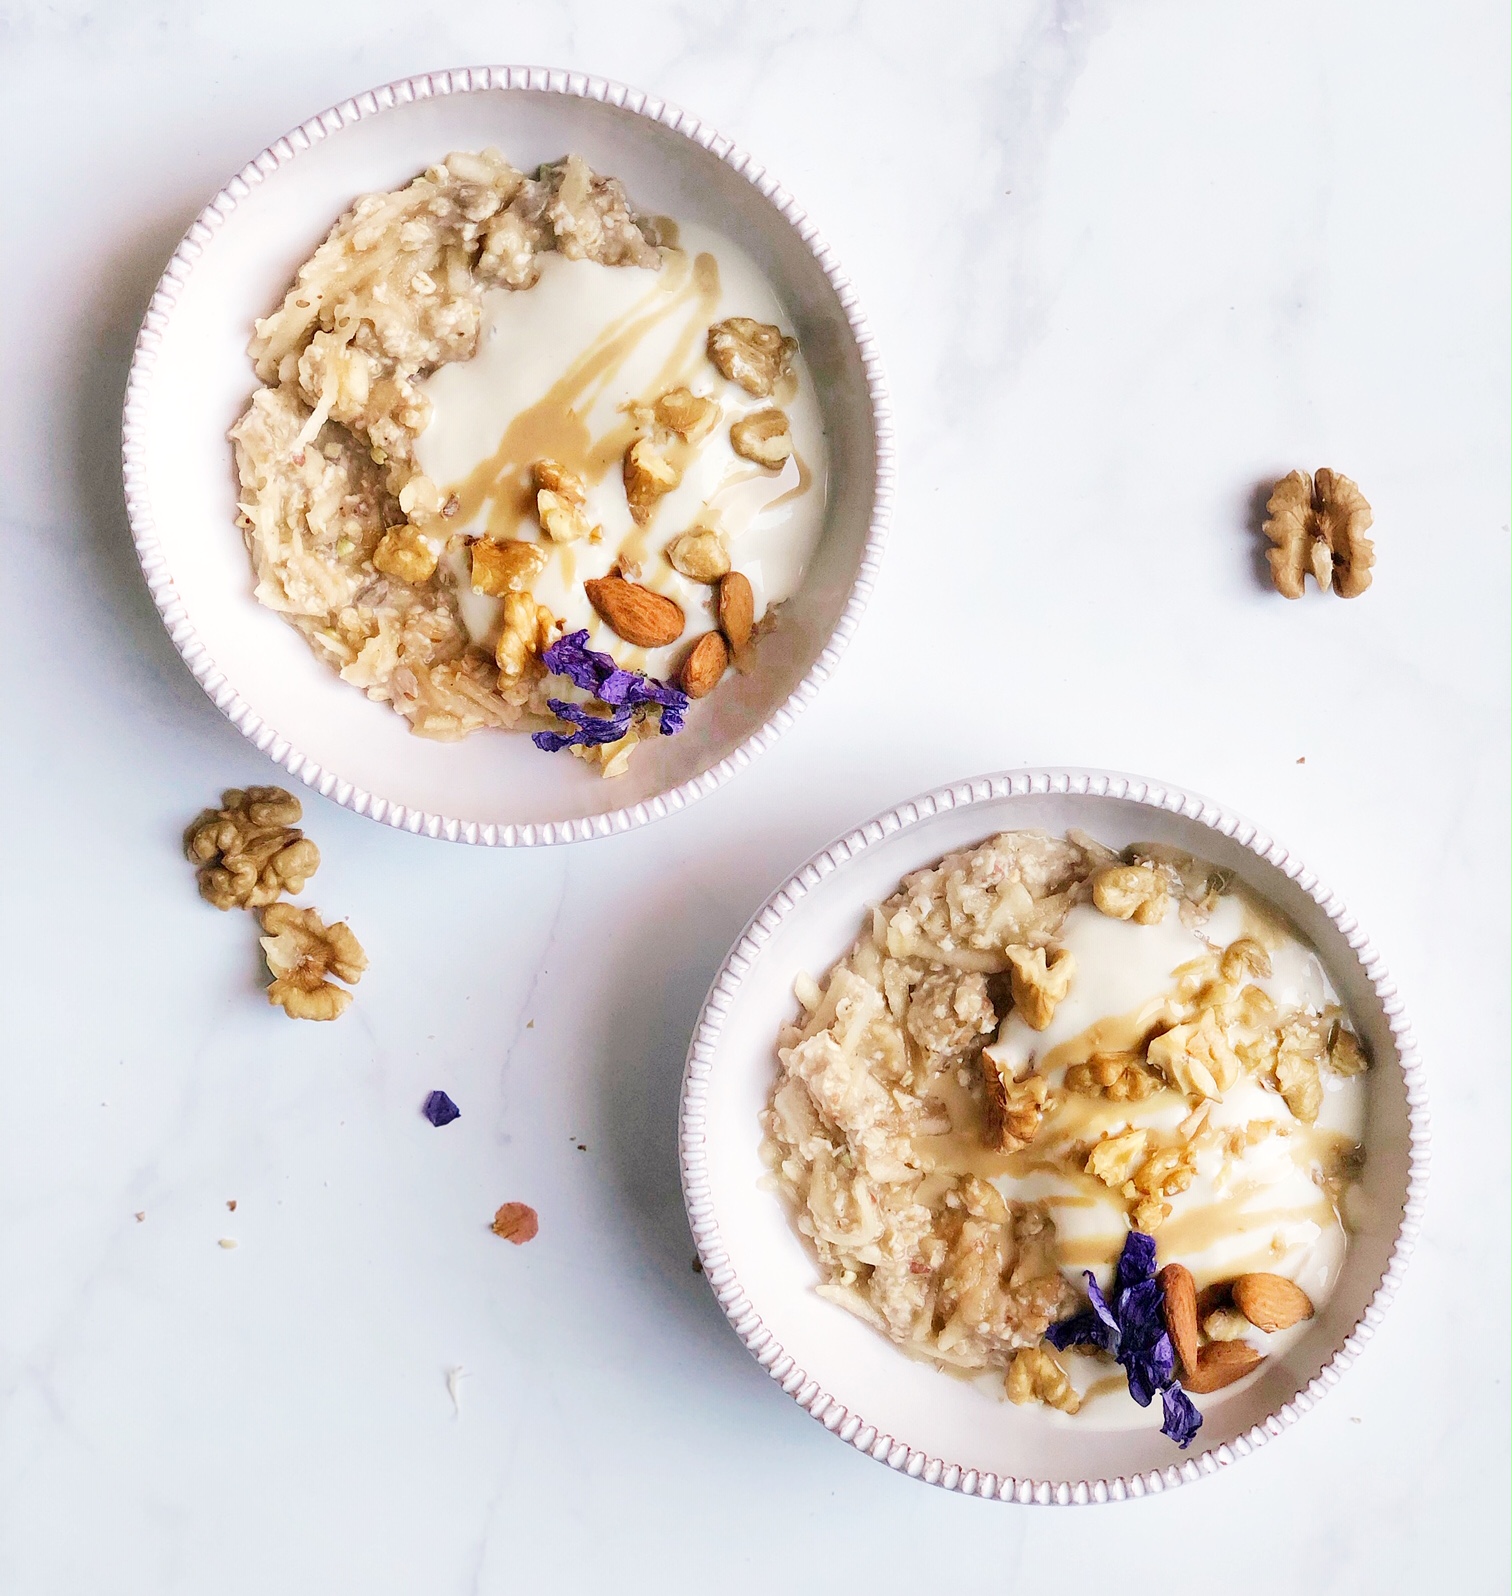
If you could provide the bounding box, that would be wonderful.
[423,1090,461,1127]
[1045,1310,1116,1355]
[535,629,689,750]
[1161,1384,1203,1449]
[1115,1229,1159,1297]
[1083,1270,1121,1337]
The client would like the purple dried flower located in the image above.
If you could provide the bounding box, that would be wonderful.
[1161,1384,1203,1449]
[423,1090,461,1127]
[533,630,689,750]
[1046,1228,1203,1449]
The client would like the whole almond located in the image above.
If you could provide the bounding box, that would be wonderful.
[718,570,754,653]
[1182,1339,1263,1393]
[584,576,685,649]
[679,632,729,698]
[1157,1263,1199,1380]
[1232,1272,1315,1333]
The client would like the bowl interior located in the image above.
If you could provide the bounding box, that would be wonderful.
[132,83,879,832]
[687,782,1416,1487]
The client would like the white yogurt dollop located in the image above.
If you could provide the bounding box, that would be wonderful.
[980,895,1368,1430]
[414,221,828,680]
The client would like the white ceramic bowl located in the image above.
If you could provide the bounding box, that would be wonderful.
[122,67,891,845]
[679,770,1429,1503]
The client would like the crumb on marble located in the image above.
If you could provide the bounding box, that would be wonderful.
[227,1199,237,1212]
[218,1238,238,1250]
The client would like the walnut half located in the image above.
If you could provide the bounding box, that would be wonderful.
[258,903,367,1021]
[185,787,319,911]
[1263,468,1375,599]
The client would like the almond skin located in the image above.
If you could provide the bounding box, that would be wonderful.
[1157,1263,1200,1381]
[1182,1340,1263,1394]
[1232,1272,1315,1333]
[584,577,685,649]
[718,570,754,653]
[1196,1280,1234,1321]
[679,632,729,698]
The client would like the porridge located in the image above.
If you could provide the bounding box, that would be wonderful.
[231,151,826,774]
[760,830,1370,1446]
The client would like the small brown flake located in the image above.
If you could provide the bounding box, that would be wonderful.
[226,1199,238,1212]
[491,1202,539,1245]
[134,1212,145,1223]
[691,1257,704,1274]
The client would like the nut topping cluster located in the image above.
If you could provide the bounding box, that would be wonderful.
[183,786,366,1022]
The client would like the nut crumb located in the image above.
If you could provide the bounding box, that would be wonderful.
[226,1200,237,1212]
[1263,468,1374,598]
[491,1201,539,1244]
[134,1212,145,1222]
[218,1238,238,1250]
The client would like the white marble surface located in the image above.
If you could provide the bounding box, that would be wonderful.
[1,1,1507,1590]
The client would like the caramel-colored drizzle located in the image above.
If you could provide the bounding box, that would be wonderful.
[446,250,723,542]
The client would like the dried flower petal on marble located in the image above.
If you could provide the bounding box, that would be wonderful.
[491,1202,539,1244]
[423,1090,461,1127]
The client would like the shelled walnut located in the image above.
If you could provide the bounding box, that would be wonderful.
[1262,468,1375,598]
[258,903,368,1021]
[185,788,319,910]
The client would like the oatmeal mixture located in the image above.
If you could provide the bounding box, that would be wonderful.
[761,830,1370,1437]
[231,150,826,767]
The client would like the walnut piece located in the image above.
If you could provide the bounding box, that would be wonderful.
[1064,1051,1163,1101]
[258,902,367,1021]
[1263,468,1375,599]
[1147,1010,1243,1100]
[707,317,797,397]
[1327,1022,1370,1077]
[1202,1306,1254,1342]
[1085,1128,1149,1188]
[653,387,719,440]
[1220,937,1272,983]
[1274,1045,1323,1124]
[983,1063,1054,1153]
[532,459,586,505]
[372,524,440,583]
[666,528,731,583]
[729,407,793,469]
[1006,1345,1081,1414]
[1131,1143,1196,1201]
[495,591,556,679]
[185,787,319,911]
[1091,863,1169,925]
[1004,944,1076,1031]
[470,538,548,596]
[622,437,681,525]
[537,488,595,544]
